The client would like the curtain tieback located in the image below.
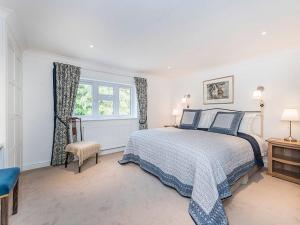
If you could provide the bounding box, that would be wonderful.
[55,115,69,128]
[139,116,147,125]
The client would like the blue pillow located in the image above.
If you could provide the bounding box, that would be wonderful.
[209,111,245,136]
[179,109,201,129]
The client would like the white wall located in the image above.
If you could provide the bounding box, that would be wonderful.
[23,50,172,170]
[170,49,300,139]
[0,16,6,168]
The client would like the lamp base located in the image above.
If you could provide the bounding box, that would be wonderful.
[284,136,297,142]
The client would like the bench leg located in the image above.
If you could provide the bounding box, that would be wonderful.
[65,152,69,168]
[13,179,19,215]
[96,153,98,164]
[78,165,81,173]
[1,196,9,225]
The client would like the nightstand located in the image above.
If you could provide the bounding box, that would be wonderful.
[267,138,300,184]
[164,125,178,128]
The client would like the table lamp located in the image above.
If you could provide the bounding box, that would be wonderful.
[172,109,180,126]
[281,108,299,142]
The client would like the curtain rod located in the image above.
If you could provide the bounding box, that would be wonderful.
[80,66,139,79]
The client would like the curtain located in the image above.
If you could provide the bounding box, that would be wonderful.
[51,62,81,166]
[134,77,148,130]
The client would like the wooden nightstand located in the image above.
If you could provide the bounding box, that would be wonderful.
[267,138,300,184]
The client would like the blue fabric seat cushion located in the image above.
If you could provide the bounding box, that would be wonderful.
[209,111,245,136]
[0,167,20,196]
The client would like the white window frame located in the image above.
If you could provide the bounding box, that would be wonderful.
[75,79,137,121]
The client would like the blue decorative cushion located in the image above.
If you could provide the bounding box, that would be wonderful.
[179,109,201,129]
[0,167,20,196]
[209,111,245,136]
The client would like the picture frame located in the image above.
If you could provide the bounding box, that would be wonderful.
[203,75,234,104]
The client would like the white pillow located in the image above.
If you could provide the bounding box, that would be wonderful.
[250,133,268,156]
[198,110,217,128]
[238,113,257,134]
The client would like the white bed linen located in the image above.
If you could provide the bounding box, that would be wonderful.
[120,128,259,225]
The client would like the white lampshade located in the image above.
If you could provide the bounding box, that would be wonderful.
[172,109,179,116]
[252,90,262,99]
[281,109,300,121]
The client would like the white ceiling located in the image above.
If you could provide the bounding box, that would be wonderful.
[1,0,300,76]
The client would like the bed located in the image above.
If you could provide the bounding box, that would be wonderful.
[119,109,266,225]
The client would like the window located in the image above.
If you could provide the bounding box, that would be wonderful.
[74,79,136,120]
[98,85,114,116]
[74,83,93,116]
[119,88,131,116]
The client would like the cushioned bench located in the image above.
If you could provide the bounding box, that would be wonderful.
[0,168,20,225]
[65,117,101,173]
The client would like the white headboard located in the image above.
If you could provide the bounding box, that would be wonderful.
[201,108,264,138]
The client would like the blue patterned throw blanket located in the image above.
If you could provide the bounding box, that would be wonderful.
[119,128,262,225]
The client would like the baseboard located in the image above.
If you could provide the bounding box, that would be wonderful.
[101,147,125,155]
[22,160,50,171]
[22,147,125,171]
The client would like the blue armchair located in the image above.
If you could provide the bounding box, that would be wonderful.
[0,167,20,225]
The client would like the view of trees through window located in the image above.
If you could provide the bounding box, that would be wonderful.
[119,88,131,115]
[74,80,133,118]
[74,84,92,116]
[98,85,114,116]
[99,100,114,116]
[99,86,113,95]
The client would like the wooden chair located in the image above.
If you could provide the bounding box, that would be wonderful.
[0,167,20,225]
[64,117,100,173]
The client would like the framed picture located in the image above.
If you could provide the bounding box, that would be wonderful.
[203,75,234,104]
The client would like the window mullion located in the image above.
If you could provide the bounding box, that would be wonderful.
[114,86,119,117]
[99,95,113,100]
[93,82,99,118]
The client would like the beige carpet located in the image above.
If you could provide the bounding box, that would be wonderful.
[9,152,300,225]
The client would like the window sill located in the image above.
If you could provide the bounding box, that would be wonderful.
[80,117,138,122]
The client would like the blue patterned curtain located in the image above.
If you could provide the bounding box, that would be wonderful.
[51,62,81,166]
[134,77,148,130]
